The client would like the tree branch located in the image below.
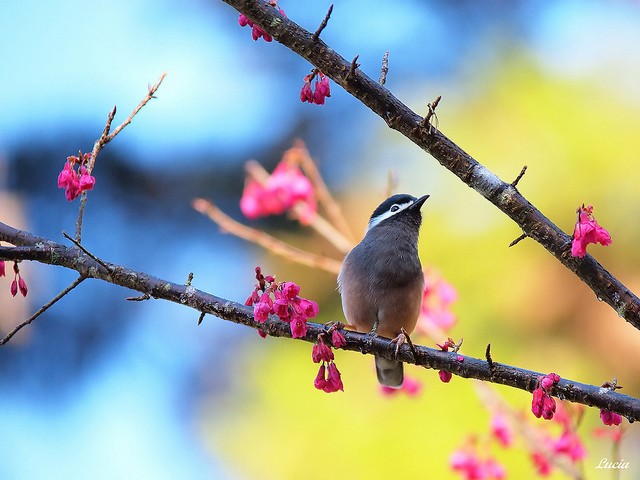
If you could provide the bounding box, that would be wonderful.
[0,275,86,345]
[0,221,638,421]
[219,0,640,331]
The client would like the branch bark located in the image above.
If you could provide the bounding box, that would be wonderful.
[220,0,640,331]
[0,221,638,422]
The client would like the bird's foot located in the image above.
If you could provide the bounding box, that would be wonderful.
[390,332,406,358]
[391,328,417,361]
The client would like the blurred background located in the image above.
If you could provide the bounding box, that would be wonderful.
[1,0,640,478]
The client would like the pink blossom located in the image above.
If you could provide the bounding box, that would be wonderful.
[239,160,316,224]
[593,426,623,443]
[251,25,272,42]
[272,297,290,320]
[0,260,5,277]
[450,448,505,480]
[380,375,423,397]
[450,450,481,476]
[316,75,331,97]
[314,361,344,393]
[417,269,458,333]
[600,409,622,426]
[237,4,284,42]
[299,82,314,103]
[9,262,27,298]
[542,395,557,420]
[531,388,545,418]
[281,281,300,300]
[253,293,273,323]
[540,372,560,390]
[245,289,260,306]
[290,316,308,339]
[532,373,561,420]
[490,414,513,448]
[17,276,28,297]
[297,298,319,319]
[58,153,96,201]
[571,204,612,258]
[78,169,96,191]
[330,328,346,348]
[239,180,264,219]
[439,370,452,383]
[531,451,552,476]
[314,364,327,390]
[312,339,334,363]
[324,362,344,392]
[300,71,331,106]
[238,13,251,27]
[553,431,586,461]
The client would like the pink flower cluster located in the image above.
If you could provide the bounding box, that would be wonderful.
[245,267,319,339]
[571,204,612,257]
[531,373,561,420]
[450,445,506,480]
[1,260,27,297]
[490,413,513,448]
[58,152,96,202]
[529,403,586,475]
[600,409,622,426]
[300,71,331,105]
[237,2,285,42]
[240,159,317,225]
[312,327,346,393]
[416,269,458,333]
[598,381,623,426]
[435,337,463,383]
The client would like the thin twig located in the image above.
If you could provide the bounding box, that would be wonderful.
[192,198,343,274]
[312,4,333,41]
[62,231,112,273]
[420,95,441,134]
[197,312,206,326]
[75,73,166,242]
[126,293,151,301]
[511,165,528,188]
[0,276,86,346]
[485,343,494,373]
[379,51,389,85]
[509,233,528,248]
[347,55,360,80]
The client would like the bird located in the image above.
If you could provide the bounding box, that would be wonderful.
[338,193,428,387]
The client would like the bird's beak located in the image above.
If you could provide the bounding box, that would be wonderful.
[410,194,430,210]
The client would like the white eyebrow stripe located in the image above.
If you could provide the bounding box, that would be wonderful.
[366,200,413,232]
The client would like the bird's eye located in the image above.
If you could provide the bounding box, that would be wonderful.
[390,204,400,212]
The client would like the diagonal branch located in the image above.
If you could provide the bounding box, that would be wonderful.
[0,221,638,421]
[219,0,640,331]
[192,198,342,274]
[0,275,86,345]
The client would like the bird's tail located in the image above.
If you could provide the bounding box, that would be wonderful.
[375,356,404,388]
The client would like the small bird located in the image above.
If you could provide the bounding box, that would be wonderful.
[338,193,428,387]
